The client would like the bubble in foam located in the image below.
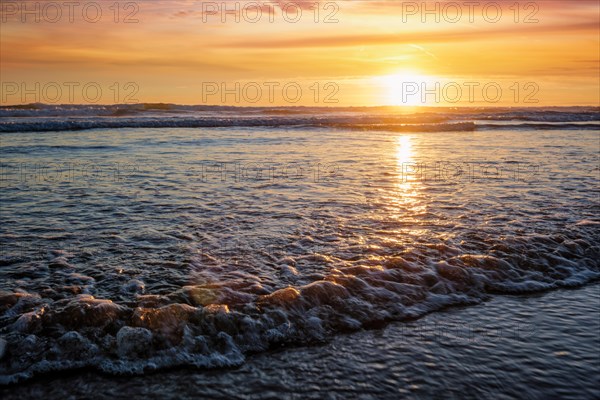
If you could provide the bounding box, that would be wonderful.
[116,326,153,357]
[122,279,145,294]
[57,331,98,359]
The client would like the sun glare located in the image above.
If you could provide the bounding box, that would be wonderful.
[381,72,433,106]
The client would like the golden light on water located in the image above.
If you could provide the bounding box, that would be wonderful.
[396,135,417,190]
[395,135,427,216]
[396,135,413,165]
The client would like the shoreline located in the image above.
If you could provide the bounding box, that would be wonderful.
[2,283,598,399]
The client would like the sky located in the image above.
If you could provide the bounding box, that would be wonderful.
[1,0,599,106]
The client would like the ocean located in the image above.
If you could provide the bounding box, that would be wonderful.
[0,105,599,398]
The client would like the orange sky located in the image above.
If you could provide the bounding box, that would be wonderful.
[1,0,599,106]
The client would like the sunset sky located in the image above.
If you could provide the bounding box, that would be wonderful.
[1,0,599,106]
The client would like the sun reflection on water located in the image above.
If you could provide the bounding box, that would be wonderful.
[394,135,427,216]
[396,135,413,167]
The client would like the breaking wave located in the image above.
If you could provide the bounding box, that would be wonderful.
[0,104,598,133]
[1,228,598,384]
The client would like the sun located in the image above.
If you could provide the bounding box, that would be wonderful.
[379,71,433,106]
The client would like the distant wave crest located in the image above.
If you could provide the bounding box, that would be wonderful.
[0,104,598,133]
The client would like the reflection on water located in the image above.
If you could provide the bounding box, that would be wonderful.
[396,135,413,166]
[377,134,428,238]
[394,134,426,212]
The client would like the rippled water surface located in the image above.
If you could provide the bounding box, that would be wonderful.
[1,115,599,384]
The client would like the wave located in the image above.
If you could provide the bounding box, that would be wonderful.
[0,103,242,118]
[0,229,598,384]
[2,118,598,133]
[0,104,597,133]
[0,117,474,133]
[477,122,600,131]
[1,103,598,118]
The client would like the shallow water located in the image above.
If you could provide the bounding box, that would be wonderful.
[0,108,599,384]
[2,285,598,399]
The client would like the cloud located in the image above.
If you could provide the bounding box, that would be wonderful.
[223,22,600,48]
